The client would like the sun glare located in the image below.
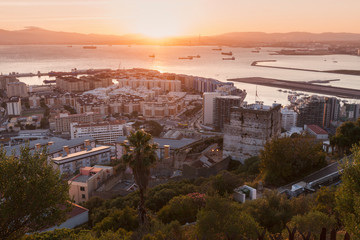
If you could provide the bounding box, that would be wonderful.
[133,17,181,38]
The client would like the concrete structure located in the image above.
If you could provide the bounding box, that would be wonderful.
[6,97,22,116]
[51,145,111,175]
[41,203,89,232]
[281,107,298,131]
[55,112,102,134]
[213,95,245,131]
[202,92,221,125]
[323,97,340,128]
[304,124,328,140]
[223,102,281,163]
[142,93,185,119]
[0,76,18,90]
[6,81,28,98]
[70,121,126,144]
[233,185,257,203]
[68,166,114,203]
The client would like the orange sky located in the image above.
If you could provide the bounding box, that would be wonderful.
[1,0,360,37]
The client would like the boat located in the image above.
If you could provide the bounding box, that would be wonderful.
[179,56,193,60]
[221,51,233,56]
[251,50,260,53]
[43,80,56,84]
[83,46,96,49]
[222,57,235,60]
[212,47,222,51]
[67,45,72,48]
[149,54,155,58]
[189,55,200,58]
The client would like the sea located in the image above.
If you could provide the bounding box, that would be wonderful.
[1,45,360,105]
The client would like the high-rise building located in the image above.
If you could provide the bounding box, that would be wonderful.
[281,107,298,131]
[6,81,28,98]
[213,96,244,131]
[7,97,22,116]
[323,97,340,128]
[202,92,221,125]
[223,103,281,163]
[296,96,340,128]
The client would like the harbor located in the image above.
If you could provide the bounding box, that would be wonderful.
[228,77,360,99]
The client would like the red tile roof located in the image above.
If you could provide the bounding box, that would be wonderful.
[307,124,328,135]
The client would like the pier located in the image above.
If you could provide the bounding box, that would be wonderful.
[228,77,360,99]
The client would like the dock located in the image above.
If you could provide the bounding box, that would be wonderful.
[228,77,360,99]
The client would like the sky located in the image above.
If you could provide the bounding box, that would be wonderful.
[1,0,360,37]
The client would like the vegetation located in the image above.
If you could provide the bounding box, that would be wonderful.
[22,130,360,239]
[260,135,327,186]
[121,130,158,225]
[336,144,360,238]
[0,145,70,240]
[133,121,164,137]
[330,119,360,156]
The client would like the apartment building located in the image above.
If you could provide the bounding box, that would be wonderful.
[7,97,22,116]
[54,112,102,134]
[51,144,111,175]
[56,76,113,93]
[68,165,114,203]
[6,81,28,98]
[70,121,126,144]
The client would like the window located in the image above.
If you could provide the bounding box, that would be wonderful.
[82,194,86,199]
[80,187,85,191]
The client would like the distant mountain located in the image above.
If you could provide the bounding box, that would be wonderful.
[1,27,360,45]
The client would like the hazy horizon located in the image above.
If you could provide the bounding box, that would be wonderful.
[2,0,360,38]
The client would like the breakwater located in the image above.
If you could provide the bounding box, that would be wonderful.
[228,77,360,99]
[252,60,360,76]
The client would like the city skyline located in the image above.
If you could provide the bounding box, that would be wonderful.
[2,0,360,38]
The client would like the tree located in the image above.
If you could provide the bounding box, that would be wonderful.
[335,144,360,238]
[260,135,327,186]
[196,196,261,240]
[121,130,158,225]
[157,193,205,224]
[330,120,360,156]
[0,145,70,239]
[289,211,336,238]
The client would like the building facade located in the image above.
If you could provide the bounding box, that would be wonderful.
[223,103,281,163]
[203,92,221,125]
[7,97,22,116]
[68,166,114,203]
[70,121,126,144]
[55,112,103,134]
[281,107,298,131]
[51,145,111,175]
[213,96,245,131]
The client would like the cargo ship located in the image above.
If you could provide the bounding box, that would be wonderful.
[222,57,235,60]
[83,46,97,49]
[221,51,233,56]
[212,47,222,51]
[179,56,193,60]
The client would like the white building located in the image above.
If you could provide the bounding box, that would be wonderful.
[70,121,126,144]
[202,92,221,125]
[51,145,111,175]
[233,185,257,203]
[7,97,22,116]
[281,107,298,131]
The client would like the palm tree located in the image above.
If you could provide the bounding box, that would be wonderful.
[121,130,158,225]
